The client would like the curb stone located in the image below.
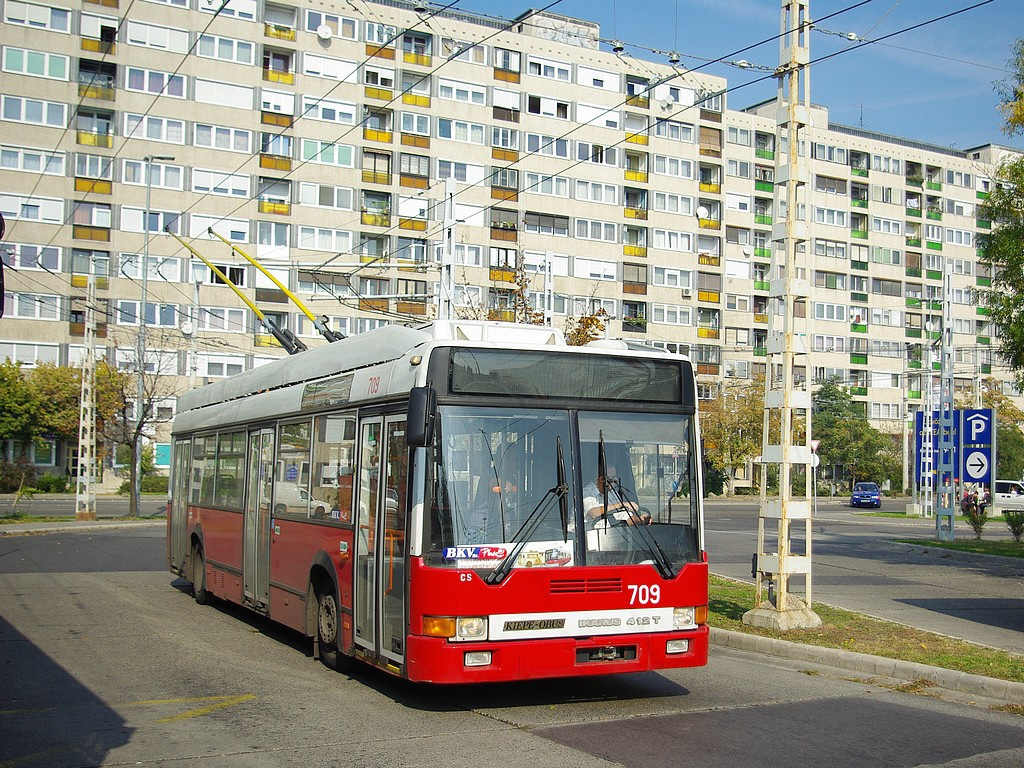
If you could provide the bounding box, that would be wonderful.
[712,627,1024,704]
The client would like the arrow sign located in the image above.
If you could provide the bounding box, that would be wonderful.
[963,450,989,481]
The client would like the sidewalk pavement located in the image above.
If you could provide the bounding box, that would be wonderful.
[2,512,1022,704]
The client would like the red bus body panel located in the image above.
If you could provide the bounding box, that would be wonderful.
[404,557,709,684]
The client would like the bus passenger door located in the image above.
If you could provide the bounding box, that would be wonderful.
[169,439,191,572]
[243,428,274,611]
[353,416,409,665]
[353,419,382,654]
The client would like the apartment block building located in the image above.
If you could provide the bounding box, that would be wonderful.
[0,0,1018,472]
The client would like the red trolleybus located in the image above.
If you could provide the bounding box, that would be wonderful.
[167,320,708,683]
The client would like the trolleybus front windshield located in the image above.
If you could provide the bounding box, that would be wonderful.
[425,406,700,572]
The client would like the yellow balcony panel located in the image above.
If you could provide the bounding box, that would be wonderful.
[402,93,430,108]
[698,253,720,266]
[398,300,428,315]
[70,275,109,290]
[396,259,422,272]
[73,225,110,241]
[625,132,649,145]
[359,298,390,312]
[259,154,292,171]
[261,111,293,127]
[75,178,112,195]
[366,44,396,59]
[490,226,517,242]
[84,0,118,7]
[263,69,294,85]
[493,68,520,83]
[488,309,516,322]
[492,147,519,162]
[363,128,393,143]
[490,268,515,283]
[624,207,648,220]
[698,182,721,194]
[403,52,431,67]
[399,175,429,190]
[361,212,391,227]
[78,83,114,100]
[401,133,430,148]
[264,23,296,40]
[697,327,720,339]
[81,38,115,55]
[399,217,427,231]
[365,86,394,101]
[697,290,720,303]
[69,321,108,338]
[623,245,647,258]
[254,334,281,348]
[491,188,518,202]
[624,170,648,183]
[698,218,721,230]
[77,131,113,148]
[361,170,391,185]
[626,95,649,108]
[754,313,768,324]
[699,146,722,158]
[258,201,291,215]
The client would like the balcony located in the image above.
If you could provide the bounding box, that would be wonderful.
[74,178,112,195]
[489,267,515,283]
[850,229,869,239]
[69,321,108,338]
[84,0,118,6]
[493,68,520,84]
[363,128,393,143]
[263,68,294,85]
[698,217,721,230]
[72,225,110,241]
[851,260,869,271]
[261,111,293,127]
[905,237,922,247]
[906,207,922,217]
[81,38,115,55]
[76,131,113,148]
[365,86,394,101]
[70,275,109,290]
[905,267,922,277]
[400,174,429,190]
[622,317,648,333]
[492,147,518,162]
[755,148,775,160]
[258,201,291,215]
[623,244,647,258]
[625,95,649,108]
[851,198,868,209]
[625,132,649,145]
[401,133,430,149]
[754,214,772,226]
[624,169,648,183]
[849,353,868,365]
[264,23,295,40]
[926,240,943,251]
[366,44,395,60]
[754,247,771,259]
[398,300,427,316]
[403,52,431,67]
[697,290,720,303]
[850,167,869,178]
[360,298,390,312]
[697,326,719,339]
[926,179,942,191]
[753,280,770,292]
[754,180,774,193]
[488,308,516,322]
[624,206,648,220]
[259,154,292,171]
[399,217,427,231]
[698,253,720,267]
[905,328,922,338]
[698,181,721,194]
[753,313,768,324]
[849,386,868,396]
[850,321,867,333]
[361,170,391,185]
[402,93,430,108]
[361,211,391,227]
[490,224,517,242]
[491,187,518,202]
[850,291,868,303]
[926,209,942,221]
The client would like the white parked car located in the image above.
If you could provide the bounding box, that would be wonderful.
[993,480,1024,509]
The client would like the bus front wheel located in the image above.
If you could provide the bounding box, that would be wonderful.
[316,587,341,670]
[191,544,211,605]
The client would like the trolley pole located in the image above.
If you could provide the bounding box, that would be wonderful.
[743,0,820,631]
[437,178,456,321]
[75,272,97,521]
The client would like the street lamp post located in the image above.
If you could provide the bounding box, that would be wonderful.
[134,154,173,518]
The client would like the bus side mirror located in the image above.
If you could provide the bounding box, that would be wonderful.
[407,386,436,447]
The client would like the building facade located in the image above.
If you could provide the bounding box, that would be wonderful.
[0,0,1019,476]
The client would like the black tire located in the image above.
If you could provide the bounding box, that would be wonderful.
[316,586,342,671]
[192,544,211,605]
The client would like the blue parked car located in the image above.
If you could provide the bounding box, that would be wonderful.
[850,482,881,508]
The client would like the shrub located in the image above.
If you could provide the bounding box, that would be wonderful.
[1004,511,1024,544]
[34,473,68,493]
[0,459,37,494]
[964,506,988,540]
[118,475,169,495]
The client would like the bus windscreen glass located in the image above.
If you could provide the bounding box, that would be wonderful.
[449,349,683,403]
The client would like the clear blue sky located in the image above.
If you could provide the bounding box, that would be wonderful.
[456,0,1024,151]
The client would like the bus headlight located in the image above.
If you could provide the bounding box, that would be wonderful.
[672,605,708,629]
[457,616,488,640]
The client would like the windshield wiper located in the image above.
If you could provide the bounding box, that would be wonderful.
[608,479,677,580]
[485,438,569,585]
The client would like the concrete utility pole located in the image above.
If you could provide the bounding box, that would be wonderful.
[437,178,456,321]
[75,272,97,521]
[936,264,956,540]
[744,0,821,631]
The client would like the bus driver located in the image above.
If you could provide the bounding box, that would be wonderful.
[582,466,650,527]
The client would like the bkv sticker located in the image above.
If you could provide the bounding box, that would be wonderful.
[443,546,508,560]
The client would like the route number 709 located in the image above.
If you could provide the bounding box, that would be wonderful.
[627,583,660,605]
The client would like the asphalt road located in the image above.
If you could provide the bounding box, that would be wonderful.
[1,527,1023,767]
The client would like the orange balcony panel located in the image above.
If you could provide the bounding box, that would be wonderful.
[75,178,112,195]
[490,268,516,283]
[81,38,115,55]
[260,155,292,171]
[399,218,427,231]
[493,68,521,83]
[69,322,108,338]
[697,290,720,303]
[360,298,390,312]
[400,175,429,190]
[73,225,110,241]
[366,44,396,59]
[622,282,647,295]
[261,111,293,127]
[84,0,118,7]
[696,363,720,376]
[79,84,115,100]
[363,128,393,143]
[491,188,518,202]
[492,148,519,162]
[697,327,720,339]
[398,300,427,315]
[626,95,649,108]
[490,227,517,242]
[401,133,430,148]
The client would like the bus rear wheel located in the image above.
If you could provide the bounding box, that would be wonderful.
[316,587,342,670]
[191,544,211,605]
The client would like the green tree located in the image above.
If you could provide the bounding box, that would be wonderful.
[980,39,1024,388]
[0,360,39,442]
[812,379,892,489]
[700,377,763,495]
